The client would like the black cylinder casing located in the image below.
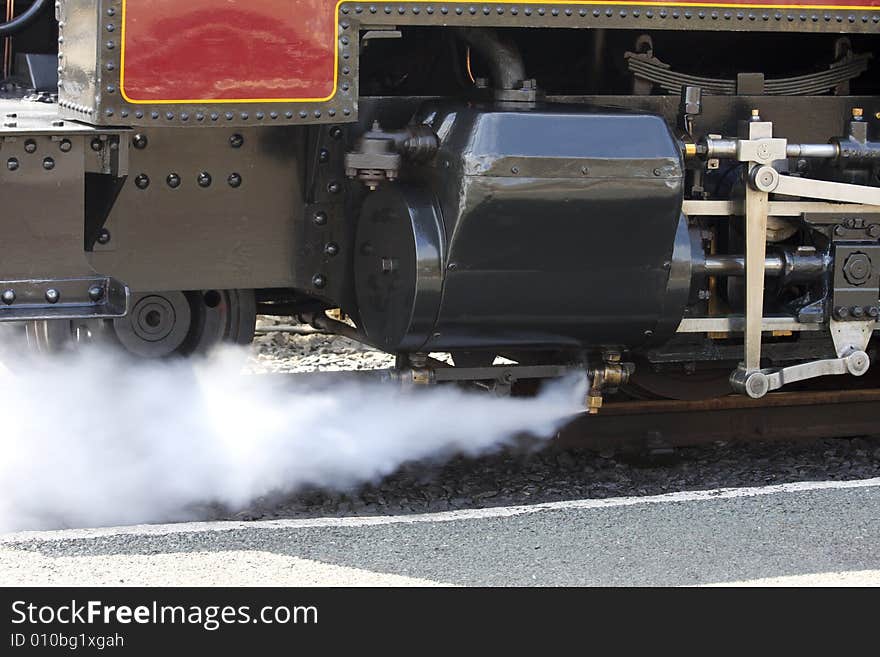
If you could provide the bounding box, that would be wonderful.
[354,103,689,352]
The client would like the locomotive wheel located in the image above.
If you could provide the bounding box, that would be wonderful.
[23,289,256,358]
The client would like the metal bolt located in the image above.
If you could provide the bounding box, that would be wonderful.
[59,139,72,153]
[24,139,37,154]
[313,211,328,226]
[166,173,181,189]
[229,134,244,148]
[1,289,15,305]
[868,225,880,239]
[851,306,866,319]
[510,166,519,174]
[135,174,150,190]
[197,172,212,188]
[7,158,19,171]
[868,307,880,319]
[45,289,60,304]
[227,173,242,188]
[97,229,111,245]
[581,166,589,176]
[843,252,872,285]
[88,286,104,302]
[324,242,339,257]
[329,126,343,140]
[90,138,103,152]
[132,134,148,149]
[43,157,55,170]
[835,306,850,319]
[312,274,327,289]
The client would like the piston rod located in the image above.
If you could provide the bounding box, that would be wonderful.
[702,138,840,160]
[701,251,829,279]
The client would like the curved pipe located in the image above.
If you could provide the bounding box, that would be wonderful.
[0,0,49,38]
[457,28,525,90]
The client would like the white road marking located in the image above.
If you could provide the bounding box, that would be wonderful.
[0,549,445,587]
[3,476,879,544]
[703,570,880,587]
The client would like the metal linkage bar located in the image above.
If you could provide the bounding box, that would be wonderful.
[714,113,879,397]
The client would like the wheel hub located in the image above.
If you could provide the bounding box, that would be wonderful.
[113,292,192,357]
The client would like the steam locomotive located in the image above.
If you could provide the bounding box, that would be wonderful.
[1,0,879,407]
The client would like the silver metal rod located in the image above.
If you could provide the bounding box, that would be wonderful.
[703,255,784,276]
[786,143,839,159]
[744,172,770,372]
[705,139,839,160]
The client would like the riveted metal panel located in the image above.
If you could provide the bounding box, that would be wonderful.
[347,1,880,35]
[58,0,359,128]
[57,0,880,130]
[87,127,306,292]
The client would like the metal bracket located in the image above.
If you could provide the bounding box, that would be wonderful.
[752,165,880,205]
[731,318,874,399]
[729,115,878,397]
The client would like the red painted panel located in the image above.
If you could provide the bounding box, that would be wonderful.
[121,0,337,103]
[121,0,880,104]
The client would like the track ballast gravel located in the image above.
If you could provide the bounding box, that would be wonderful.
[228,322,880,522]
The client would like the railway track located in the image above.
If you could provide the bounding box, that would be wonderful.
[559,388,880,452]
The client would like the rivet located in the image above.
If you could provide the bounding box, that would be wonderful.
[229,134,244,148]
[135,174,150,189]
[329,126,343,140]
[97,229,111,245]
[167,173,181,189]
[197,172,212,188]
[1,290,15,305]
[319,148,330,163]
[313,211,328,226]
[312,274,327,289]
[43,157,55,170]
[45,289,60,304]
[88,286,104,302]
[327,181,341,194]
[227,173,242,188]
[324,242,340,257]
[24,139,37,154]
[59,139,73,153]
[133,134,148,149]
[7,158,19,171]
[90,138,102,151]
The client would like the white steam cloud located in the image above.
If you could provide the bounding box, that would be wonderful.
[0,344,585,532]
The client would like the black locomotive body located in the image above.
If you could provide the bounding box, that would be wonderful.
[1,0,879,405]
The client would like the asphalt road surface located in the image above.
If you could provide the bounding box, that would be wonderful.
[3,477,879,586]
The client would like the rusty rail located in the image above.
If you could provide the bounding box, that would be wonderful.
[558,388,880,450]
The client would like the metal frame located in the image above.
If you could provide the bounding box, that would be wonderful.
[348,0,880,36]
[55,0,880,129]
[57,0,360,128]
